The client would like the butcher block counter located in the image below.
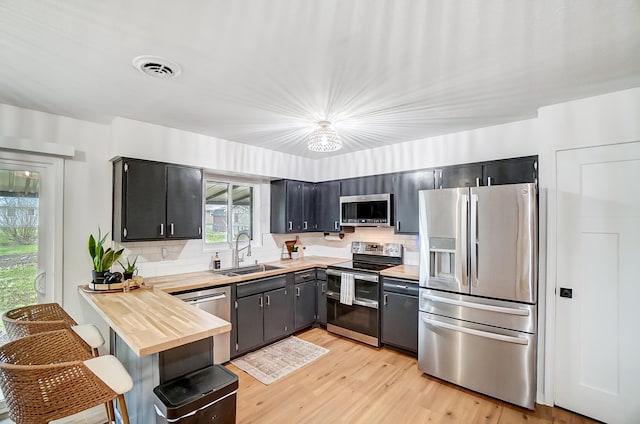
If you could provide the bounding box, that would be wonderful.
[380,264,419,280]
[146,255,346,293]
[79,287,231,357]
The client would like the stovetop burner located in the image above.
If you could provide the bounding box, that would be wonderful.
[328,241,403,274]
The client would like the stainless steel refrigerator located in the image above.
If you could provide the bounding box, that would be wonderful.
[418,183,538,409]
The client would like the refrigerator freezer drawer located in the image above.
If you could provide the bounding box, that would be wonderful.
[419,289,536,333]
[418,311,536,409]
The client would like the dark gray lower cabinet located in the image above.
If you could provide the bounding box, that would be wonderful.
[236,293,264,353]
[234,275,290,356]
[264,287,289,342]
[382,277,419,354]
[294,280,316,330]
[316,269,327,325]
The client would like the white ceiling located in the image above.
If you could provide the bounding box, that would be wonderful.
[1,1,640,158]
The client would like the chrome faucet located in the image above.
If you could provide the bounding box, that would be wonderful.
[233,231,251,268]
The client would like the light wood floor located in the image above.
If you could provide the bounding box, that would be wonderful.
[226,328,597,424]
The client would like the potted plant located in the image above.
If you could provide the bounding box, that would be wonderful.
[119,256,138,280]
[88,228,124,283]
[290,245,299,260]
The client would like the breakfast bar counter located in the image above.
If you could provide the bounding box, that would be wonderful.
[79,286,232,424]
[79,286,231,357]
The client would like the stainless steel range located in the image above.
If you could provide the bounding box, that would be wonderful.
[326,241,403,347]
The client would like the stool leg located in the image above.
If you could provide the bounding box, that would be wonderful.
[117,394,130,424]
[105,399,115,422]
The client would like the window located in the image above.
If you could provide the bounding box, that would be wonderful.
[204,180,254,244]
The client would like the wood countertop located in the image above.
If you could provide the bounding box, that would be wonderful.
[380,265,419,281]
[79,286,231,357]
[146,256,347,293]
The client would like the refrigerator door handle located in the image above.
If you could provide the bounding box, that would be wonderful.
[470,193,479,287]
[421,316,529,345]
[460,194,469,286]
[422,293,530,316]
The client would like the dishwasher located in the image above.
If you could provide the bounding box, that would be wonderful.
[173,286,231,364]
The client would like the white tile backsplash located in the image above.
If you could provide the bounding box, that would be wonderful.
[114,227,419,278]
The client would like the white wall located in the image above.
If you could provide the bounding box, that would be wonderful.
[2,86,639,406]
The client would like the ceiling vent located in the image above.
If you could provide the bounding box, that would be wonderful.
[132,56,182,79]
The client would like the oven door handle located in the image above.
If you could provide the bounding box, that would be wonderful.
[326,269,379,283]
[326,292,378,309]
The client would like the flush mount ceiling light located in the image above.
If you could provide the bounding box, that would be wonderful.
[132,55,182,79]
[307,120,342,152]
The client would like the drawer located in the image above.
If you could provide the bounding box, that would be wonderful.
[236,275,287,298]
[382,277,419,296]
[294,269,316,284]
[316,269,327,281]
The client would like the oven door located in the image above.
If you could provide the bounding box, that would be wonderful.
[326,268,381,346]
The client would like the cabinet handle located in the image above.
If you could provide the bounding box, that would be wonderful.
[396,221,401,232]
[334,221,339,230]
[322,283,326,293]
[476,177,481,187]
[265,295,270,306]
[259,297,263,308]
[384,294,388,305]
[303,221,308,230]
[198,226,201,235]
[487,176,492,186]
[300,274,311,279]
[288,221,293,231]
[296,287,300,297]
[160,223,164,236]
[170,223,174,235]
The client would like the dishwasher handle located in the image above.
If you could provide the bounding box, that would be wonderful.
[185,293,227,305]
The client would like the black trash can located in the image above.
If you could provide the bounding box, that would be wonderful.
[153,364,238,424]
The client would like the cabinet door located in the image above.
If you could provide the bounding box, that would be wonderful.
[315,181,341,232]
[382,291,418,353]
[340,175,393,196]
[236,293,264,353]
[263,287,289,342]
[285,181,303,232]
[166,165,203,239]
[394,170,435,234]
[316,279,327,325]
[121,159,166,240]
[294,280,316,330]
[483,156,537,186]
[440,164,483,188]
[302,182,316,231]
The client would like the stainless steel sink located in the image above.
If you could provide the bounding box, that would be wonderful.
[211,264,283,277]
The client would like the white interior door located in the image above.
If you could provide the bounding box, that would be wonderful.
[555,142,640,423]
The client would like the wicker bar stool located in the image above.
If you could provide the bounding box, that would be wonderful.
[0,329,133,424]
[2,303,105,356]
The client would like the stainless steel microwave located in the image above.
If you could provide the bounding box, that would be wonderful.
[339,193,393,226]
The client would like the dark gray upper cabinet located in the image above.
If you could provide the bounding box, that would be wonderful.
[113,158,203,242]
[393,170,435,234]
[483,156,537,186]
[270,180,315,233]
[439,164,483,189]
[314,180,341,232]
[340,174,394,196]
[167,165,203,239]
